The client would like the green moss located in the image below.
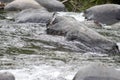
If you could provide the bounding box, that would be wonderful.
[60,0,119,12]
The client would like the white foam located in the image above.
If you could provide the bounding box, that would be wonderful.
[0,64,74,80]
[117,43,120,50]
[57,12,85,22]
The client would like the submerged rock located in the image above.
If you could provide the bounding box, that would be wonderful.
[4,0,43,11]
[84,4,120,25]
[14,8,53,23]
[47,16,119,54]
[73,63,120,80]
[0,72,15,80]
[35,0,66,11]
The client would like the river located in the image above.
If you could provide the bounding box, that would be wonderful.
[0,12,120,80]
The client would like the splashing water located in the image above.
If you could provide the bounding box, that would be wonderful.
[0,12,119,80]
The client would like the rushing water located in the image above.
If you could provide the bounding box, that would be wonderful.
[0,12,120,80]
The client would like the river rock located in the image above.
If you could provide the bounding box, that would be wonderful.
[66,27,119,54]
[47,16,77,36]
[4,0,43,11]
[111,22,120,29]
[73,63,120,80]
[0,72,15,80]
[0,0,13,3]
[84,4,120,25]
[15,8,53,23]
[46,16,119,54]
[35,0,66,12]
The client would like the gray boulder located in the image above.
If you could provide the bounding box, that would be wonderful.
[35,0,66,11]
[84,4,120,25]
[111,22,120,29]
[47,16,119,54]
[66,25,119,54]
[0,0,13,3]
[15,8,53,23]
[73,63,120,80]
[0,72,15,80]
[46,16,76,36]
[4,0,43,11]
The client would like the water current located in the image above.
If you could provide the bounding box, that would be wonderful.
[0,12,120,80]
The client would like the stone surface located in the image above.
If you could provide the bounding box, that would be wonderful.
[111,22,120,29]
[73,63,120,80]
[0,0,13,3]
[4,0,43,11]
[0,72,15,80]
[46,16,75,36]
[14,8,53,23]
[35,0,66,11]
[84,4,120,25]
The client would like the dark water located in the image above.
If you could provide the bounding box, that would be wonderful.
[0,12,120,80]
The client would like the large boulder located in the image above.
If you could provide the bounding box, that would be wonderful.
[0,72,15,80]
[66,25,119,54]
[46,16,119,54]
[84,4,120,25]
[73,63,120,80]
[4,0,43,11]
[14,8,53,23]
[35,0,66,12]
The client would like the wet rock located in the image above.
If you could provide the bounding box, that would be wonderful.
[111,22,120,29]
[0,72,15,80]
[14,8,53,23]
[51,15,74,24]
[35,0,66,12]
[46,16,76,36]
[4,0,43,11]
[47,16,119,54]
[0,0,13,3]
[73,63,120,80]
[84,4,120,25]
[66,26,119,54]
[82,21,101,28]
